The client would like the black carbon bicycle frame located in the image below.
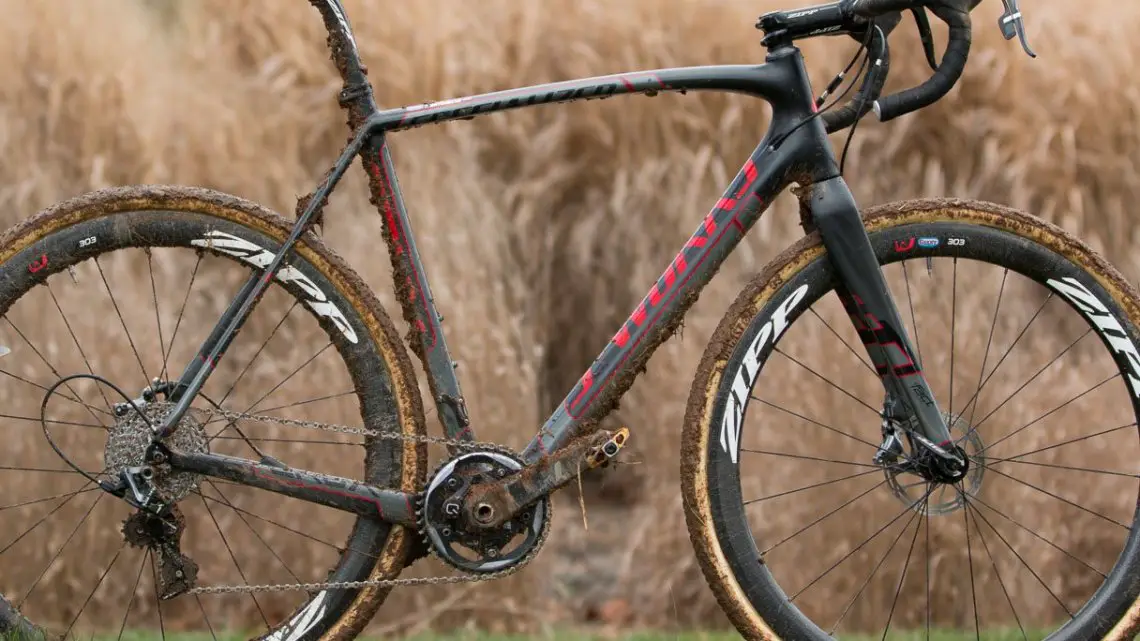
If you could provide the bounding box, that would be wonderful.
[157,0,954,528]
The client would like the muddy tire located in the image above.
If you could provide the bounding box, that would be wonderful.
[682,198,1140,640]
[0,186,427,641]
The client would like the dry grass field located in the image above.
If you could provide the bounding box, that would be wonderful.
[1,0,1139,638]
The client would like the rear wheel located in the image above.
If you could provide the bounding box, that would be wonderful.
[0,186,427,640]
[683,199,1140,640]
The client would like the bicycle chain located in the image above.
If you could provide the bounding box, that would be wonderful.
[183,408,551,596]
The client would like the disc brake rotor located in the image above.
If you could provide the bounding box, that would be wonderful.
[885,412,985,515]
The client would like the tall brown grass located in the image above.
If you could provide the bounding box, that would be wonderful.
[1,0,1139,636]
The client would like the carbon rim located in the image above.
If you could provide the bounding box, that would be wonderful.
[698,218,1140,640]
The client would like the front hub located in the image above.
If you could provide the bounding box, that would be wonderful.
[881,413,985,516]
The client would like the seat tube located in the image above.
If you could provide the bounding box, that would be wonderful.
[808,176,953,446]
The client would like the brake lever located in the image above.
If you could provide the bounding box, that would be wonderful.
[910,7,939,71]
[998,0,1036,58]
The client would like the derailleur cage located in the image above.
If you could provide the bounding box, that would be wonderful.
[122,506,199,600]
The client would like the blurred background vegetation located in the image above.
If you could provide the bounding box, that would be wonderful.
[1,0,1138,637]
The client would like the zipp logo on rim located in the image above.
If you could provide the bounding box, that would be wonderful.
[1047,276,1140,399]
[192,231,359,344]
[266,590,328,641]
[720,284,809,464]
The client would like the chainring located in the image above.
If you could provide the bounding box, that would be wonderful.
[419,448,551,574]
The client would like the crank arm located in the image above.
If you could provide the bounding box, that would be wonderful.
[463,429,627,530]
[164,447,418,527]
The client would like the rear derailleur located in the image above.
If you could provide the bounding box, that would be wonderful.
[121,502,199,600]
[99,379,199,599]
[99,456,198,600]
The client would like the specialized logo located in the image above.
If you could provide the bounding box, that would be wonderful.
[192,231,359,344]
[1047,276,1140,399]
[720,284,810,464]
[267,591,329,641]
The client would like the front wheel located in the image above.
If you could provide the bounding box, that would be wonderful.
[683,198,1140,641]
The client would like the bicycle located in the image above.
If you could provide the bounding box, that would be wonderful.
[1,0,1137,638]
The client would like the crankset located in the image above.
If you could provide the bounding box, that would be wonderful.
[419,449,551,573]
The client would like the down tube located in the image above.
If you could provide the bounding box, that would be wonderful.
[520,144,792,463]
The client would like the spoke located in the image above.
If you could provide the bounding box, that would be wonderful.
[810,308,875,375]
[195,593,219,641]
[881,493,926,641]
[739,448,880,468]
[972,329,1094,431]
[95,256,151,385]
[901,261,924,368]
[0,412,106,431]
[217,300,300,407]
[0,486,100,512]
[964,500,1030,641]
[790,485,934,601]
[207,481,304,585]
[0,464,84,475]
[948,257,958,417]
[773,348,881,415]
[254,390,357,415]
[981,373,1121,454]
[963,491,981,641]
[924,499,931,641]
[967,492,1106,578]
[44,282,115,412]
[210,342,334,445]
[63,539,126,639]
[147,250,168,384]
[762,479,889,555]
[985,465,1131,531]
[162,253,203,380]
[18,492,105,606]
[992,421,1137,462]
[193,490,382,561]
[198,493,272,629]
[752,396,880,450]
[828,491,924,634]
[0,367,111,419]
[199,393,266,460]
[5,317,108,428]
[956,293,1055,426]
[0,481,95,555]
[116,549,149,641]
[745,468,882,506]
[985,456,1137,480]
[964,269,1008,426]
[967,495,1076,618]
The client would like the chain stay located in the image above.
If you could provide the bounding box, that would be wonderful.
[184,408,544,595]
